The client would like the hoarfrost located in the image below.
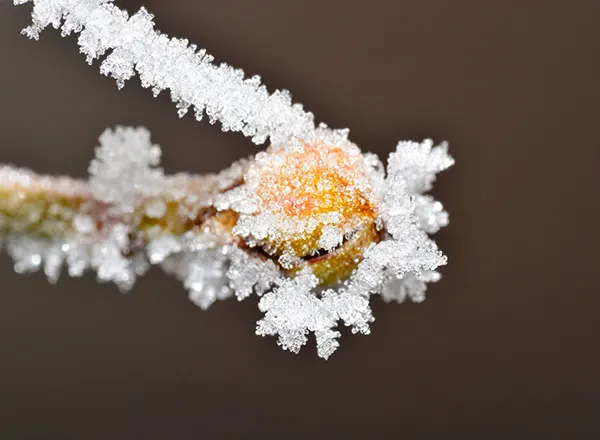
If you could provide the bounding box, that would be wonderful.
[17,0,316,145]
[5,0,457,359]
[88,126,164,215]
[0,123,454,358]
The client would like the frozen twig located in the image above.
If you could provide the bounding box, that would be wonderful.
[0,127,245,288]
[16,0,315,145]
[3,0,455,358]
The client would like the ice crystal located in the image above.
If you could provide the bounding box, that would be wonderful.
[88,126,164,215]
[256,269,339,357]
[161,248,233,310]
[381,271,442,304]
[3,0,456,359]
[226,247,281,301]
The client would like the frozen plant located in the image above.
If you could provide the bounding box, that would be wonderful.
[1,0,454,359]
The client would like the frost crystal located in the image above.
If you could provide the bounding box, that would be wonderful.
[89,126,165,216]
[226,247,281,301]
[256,270,339,357]
[4,1,456,359]
[381,271,442,304]
[161,249,233,310]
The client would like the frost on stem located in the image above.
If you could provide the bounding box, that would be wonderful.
[5,0,456,359]
[0,127,453,358]
[15,0,315,146]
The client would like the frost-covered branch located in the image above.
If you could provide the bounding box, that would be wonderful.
[0,127,245,288]
[4,0,455,358]
[16,0,315,145]
[1,126,453,358]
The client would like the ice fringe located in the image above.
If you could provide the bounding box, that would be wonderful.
[4,0,455,358]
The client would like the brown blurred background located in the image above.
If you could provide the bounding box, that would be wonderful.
[1,0,599,438]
